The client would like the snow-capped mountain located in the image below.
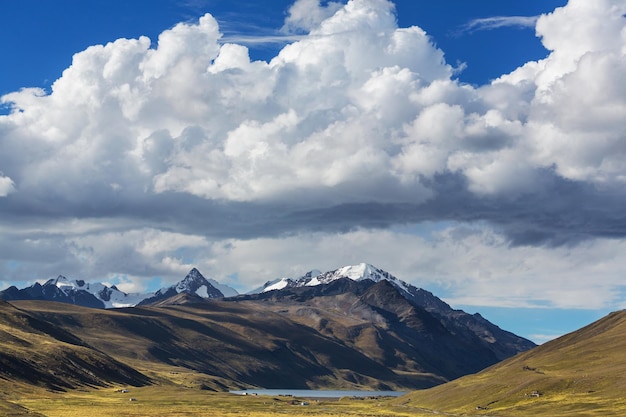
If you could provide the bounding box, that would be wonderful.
[0,268,238,309]
[250,263,453,315]
[250,263,416,296]
[49,276,149,308]
[0,275,147,309]
[246,262,535,360]
[0,262,536,363]
[137,268,233,306]
[174,267,226,298]
[247,269,322,294]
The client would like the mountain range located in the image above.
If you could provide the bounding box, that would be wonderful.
[0,262,536,362]
[0,263,536,393]
[2,294,625,415]
[2,263,626,415]
[0,267,238,308]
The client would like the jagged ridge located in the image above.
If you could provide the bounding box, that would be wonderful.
[0,268,238,309]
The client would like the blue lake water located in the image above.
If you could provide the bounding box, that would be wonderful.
[230,389,407,398]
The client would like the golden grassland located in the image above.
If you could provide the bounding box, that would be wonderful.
[2,385,439,417]
[399,310,626,416]
[5,301,626,415]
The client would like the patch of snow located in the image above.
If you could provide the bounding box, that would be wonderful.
[207,278,238,297]
[44,275,154,308]
[108,292,152,309]
[305,277,321,286]
[195,285,209,298]
[263,278,292,292]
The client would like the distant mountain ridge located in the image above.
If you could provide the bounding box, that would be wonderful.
[241,264,535,362]
[0,261,534,361]
[248,263,532,360]
[3,263,415,309]
[252,263,432,296]
[0,263,539,393]
[0,275,145,308]
[0,268,238,308]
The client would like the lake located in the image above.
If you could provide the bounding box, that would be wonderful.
[229,389,407,398]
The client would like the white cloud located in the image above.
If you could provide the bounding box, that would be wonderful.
[0,175,15,196]
[282,0,344,33]
[1,0,624,204]
[1,0,626,312]
[193,226,626,310]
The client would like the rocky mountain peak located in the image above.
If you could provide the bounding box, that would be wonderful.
[176,268,208,292]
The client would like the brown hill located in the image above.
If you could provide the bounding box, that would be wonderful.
[0,279,535,396]
[7,298,438,391]
[234,279,530,381]
[400,309,626,416]
[0,300,150,391]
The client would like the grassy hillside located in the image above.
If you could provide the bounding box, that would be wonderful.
[399,309,626,416]
[3,299,626,415]
[3,385,439,417]
[9,299,440,391]
[0,300,150,391]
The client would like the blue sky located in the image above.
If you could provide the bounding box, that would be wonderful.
[1,0,625,344]
[1,0,565,94]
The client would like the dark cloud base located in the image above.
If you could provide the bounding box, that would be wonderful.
[1,170,621,249]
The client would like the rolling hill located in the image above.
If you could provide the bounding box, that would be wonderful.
[0,300,150,391]
[0,274,534,395]
[7,295,439,391]
[399,309,626,416]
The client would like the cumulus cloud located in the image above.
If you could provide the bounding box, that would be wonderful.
[0,0,626,311]
[282,0,344,34]
[0,175,15,196]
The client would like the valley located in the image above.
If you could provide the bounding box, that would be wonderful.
[3,264,626,415]
[3,386,432,417]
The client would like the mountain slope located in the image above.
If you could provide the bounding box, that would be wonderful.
[249,263,535,360]
[0,263,537,394]
[8,298,437,391]
[401,309,626,416]
[0,300,150,391]
[234,278,531,383]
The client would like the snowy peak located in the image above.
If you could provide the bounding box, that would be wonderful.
[248,269,322,294]
[264,278,294,292]
[174,268,238,298]
[175,268,224,298]
[139,268,239,306]
[312,263,406,286]
[301,264,451,313]
[254,263,418,296]
[45,275,77,289]
[175,268,210,294]
[38,275,148,308]
[1,268,239,309]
